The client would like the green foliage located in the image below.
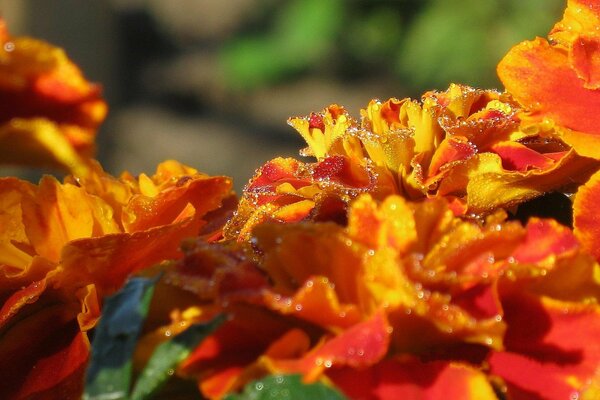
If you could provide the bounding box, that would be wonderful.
[221,0,344,90]
[83,274,225,400]
[130,315,226,400]
[220,0,564,94]
[84,276,159,400]
[224,374,348,400]
[397,0,564,91]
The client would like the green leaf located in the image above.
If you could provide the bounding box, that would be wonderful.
[83,275,160,400]
[130,314,227,400]
[224,374,348,400]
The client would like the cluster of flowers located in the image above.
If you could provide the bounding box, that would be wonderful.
[1,1,600,399]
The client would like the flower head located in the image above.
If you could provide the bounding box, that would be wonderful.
[0,19,107,174]
[0,162,232,398]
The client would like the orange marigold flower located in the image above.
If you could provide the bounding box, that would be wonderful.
[498,0,600,160]
[228,85,597,240]
[0,161,232,399]
[294,86,598,214]
[223,155,395,241]
[0,20,107,174]
[154,193,600,398]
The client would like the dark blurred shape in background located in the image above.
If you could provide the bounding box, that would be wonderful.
[0,0,563,191]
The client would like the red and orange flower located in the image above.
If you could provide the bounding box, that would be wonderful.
[3,0,600,399]
[0,20,106,174]
[0,161,232,399]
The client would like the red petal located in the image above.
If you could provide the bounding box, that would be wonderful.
[491,141,556,172]
[427,137,476,177]
[274,312,390,381]
[489,291,600,399]
[329,358,497,400]
[0,278,47,329]
[512,218,579,265]
[0,306,89,399]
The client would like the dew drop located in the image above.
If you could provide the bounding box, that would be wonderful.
[294,304,303,311]
[164,330,172,337]
[324,360,333,368]
[255,382,264,391]
[4,42,14,52]
[570,392,579,400]
[167,369,175,376]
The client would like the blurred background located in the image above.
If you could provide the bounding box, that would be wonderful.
[1,0,564,191]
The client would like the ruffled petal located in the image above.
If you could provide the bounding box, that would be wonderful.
[329,358,497,400]
[271,311,390,381]
[489,291,600,399]
[498,0,600,159]
[574,169,600,260]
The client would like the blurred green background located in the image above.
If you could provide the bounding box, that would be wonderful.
[1,0,564,190]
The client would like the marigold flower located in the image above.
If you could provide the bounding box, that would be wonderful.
[154,193,600,399]
[0,20,106,174]
[0,161,232,399]
[498,0,600,160]
[292,85,598,214]
[226,84,597,241]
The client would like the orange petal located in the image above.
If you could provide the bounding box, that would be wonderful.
[254,222,363,302]
[571,34,600,89]
[498,36,600,158]
[123,175,232,232]
[21,176,120,262]
[0,118,90,174]
[273,311,390,381]
[264,276,362,331]
[574,169,600,260]
[489,291,600,399]
[328,358,497,400]
[456,151,597,214]
[60,218,202,295]
[347,194,416,252]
